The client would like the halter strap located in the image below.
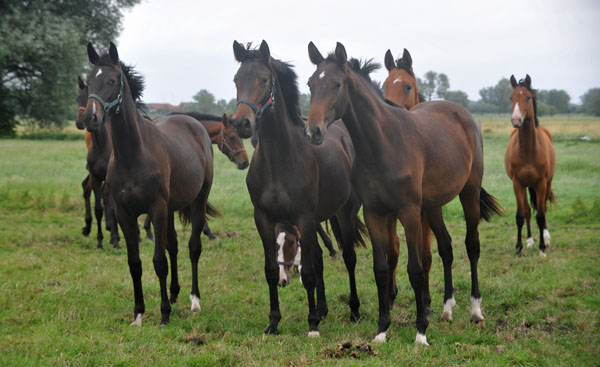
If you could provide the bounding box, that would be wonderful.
[237,73,276,120]
[219,123,246,158]
[87,68,124,126]
[277,240,301,267]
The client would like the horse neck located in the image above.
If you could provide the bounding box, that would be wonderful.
[199,120,222,144]
[409,78,420,108]
[341,72,391,161]
[108,86,144,164]
[256,78,302,158]
[517,115,537,155]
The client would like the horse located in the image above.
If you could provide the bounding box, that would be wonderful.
[382,48,426,109]
[230,40,366,337]
[505,75,556,257]
[82,42,215,326]
[305,42,502,344]
[169,112,249,170]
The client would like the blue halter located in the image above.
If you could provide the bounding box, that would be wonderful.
[87,68,124,126]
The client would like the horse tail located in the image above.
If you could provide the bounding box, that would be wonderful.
[327,213,367,250]
[480,187,503,221]
[206,201,221,218]
[528,187,538,212]
[179,201,221,230]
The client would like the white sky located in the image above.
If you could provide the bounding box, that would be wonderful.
[118,0,600,105]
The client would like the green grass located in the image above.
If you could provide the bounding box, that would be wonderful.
[0,115,599,366]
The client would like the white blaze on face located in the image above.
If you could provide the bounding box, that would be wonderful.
[512,102,522,123]
[319,71,326,79]
[276,232,287,283]
[96,68,103,78]
[392,77,402,84]
[92,100,96,114]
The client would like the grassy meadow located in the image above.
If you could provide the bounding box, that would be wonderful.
[0,115,599,366]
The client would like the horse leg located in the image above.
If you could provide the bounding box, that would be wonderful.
[512,180,527,256]
[202,221,217,240]
[254,209,280,335]
[397,206,429,345]
[91,175,104,249]
[419,213,433,315]
[364,210,394,344]
[427,206,455,321]
[298,218,322,337]
[524,190,533,249]
[166,211,180,304]
[81,174,92,236]
[459,189,484,325]
[535,183,549,257]
[317,222,337,258]
[187,198,206,312]
[144,215,154,241]
[116,206,145,326]
[149,201,171,325]
[103,189,120,249]
[333,208,360,322]
[385,216,400,310]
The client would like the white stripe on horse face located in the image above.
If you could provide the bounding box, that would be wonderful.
[319,71,326,79]
[392,77,402,84]
[96,68,103,78]
[276,232,287,283]
[512,102,522,121]
[92,100,96,114]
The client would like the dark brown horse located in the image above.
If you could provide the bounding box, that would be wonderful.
[382,48,425,109]
[305,42,501,344]
[506,75,555,257]
[82,42,215,326]
[231,40,365,337]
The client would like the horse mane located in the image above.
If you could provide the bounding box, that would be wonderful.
[394,57,415,77]
[168,111,222,121]
[236,44,304,127]
[417,93,427,103]
[96,54,145,103]
[518,79,539,127]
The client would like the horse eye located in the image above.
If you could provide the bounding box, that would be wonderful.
[526,96,531,101]
[334,81,342,89]
[261,78,268,85]
[405,85,412,91]
[108,79,115,85]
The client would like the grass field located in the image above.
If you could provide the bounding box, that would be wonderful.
[0,115,599,366]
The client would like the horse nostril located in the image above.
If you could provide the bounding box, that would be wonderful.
[239,160,249,170]
[243,118,251,129]
[313,126,322,141]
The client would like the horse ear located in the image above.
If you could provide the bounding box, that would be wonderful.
[259,40,271,63]
[77,76,86,90]
[87,42,99,65]
[308,41,324,65]
[402,48,413,68]
[108,42,119,63]
[384,49,395,72]
[525,74,532,88]
[510,75,518,88]
[292,225,301,240]
[233,40,246,62]
[334,42,347,66]
[222,113,230,127]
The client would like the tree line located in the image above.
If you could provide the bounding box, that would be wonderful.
[1,0,599,136]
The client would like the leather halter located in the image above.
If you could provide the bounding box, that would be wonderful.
[219,123,246,159]
[237,73,276,120]
[277,240,300,267]
[87,68,124,126]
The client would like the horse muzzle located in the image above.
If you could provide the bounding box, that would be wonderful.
[305,124,324,145]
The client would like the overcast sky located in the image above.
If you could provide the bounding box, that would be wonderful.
[117,0,600,105]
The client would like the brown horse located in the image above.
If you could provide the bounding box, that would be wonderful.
[82,42,215,326]
[382,48,426,109]
[231,40,366,337]
[305,42,501,344]
[506,75,555,257]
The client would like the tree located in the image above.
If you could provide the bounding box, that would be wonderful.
[192,89,218,114]
[299,93,310,117]
[581,88,600,116]
[479,78,512,113]
[435,73,450,99]
[417,71,450,100]
[0,0,141,135]
[538,89,570,113]
[444,90,469,108]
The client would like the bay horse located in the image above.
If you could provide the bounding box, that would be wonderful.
[230,40,366,337]
[82,42,215,326]
[506,75,555,257]
[305,42,501,344]
[382,48,426,109]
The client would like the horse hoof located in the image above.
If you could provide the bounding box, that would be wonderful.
[372,332,386,344]
[82,227,91,237]
[539,250,547,258]
[350,312,361,323]
[264,325,279,335]
[130,313,142,327]
[415,332,429,346]
[526,237,534,248]
[471,319,486,327]
[328,251,337,259]
[307,331,320,338]
[441,311,453,321]
[190,294,201,312]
